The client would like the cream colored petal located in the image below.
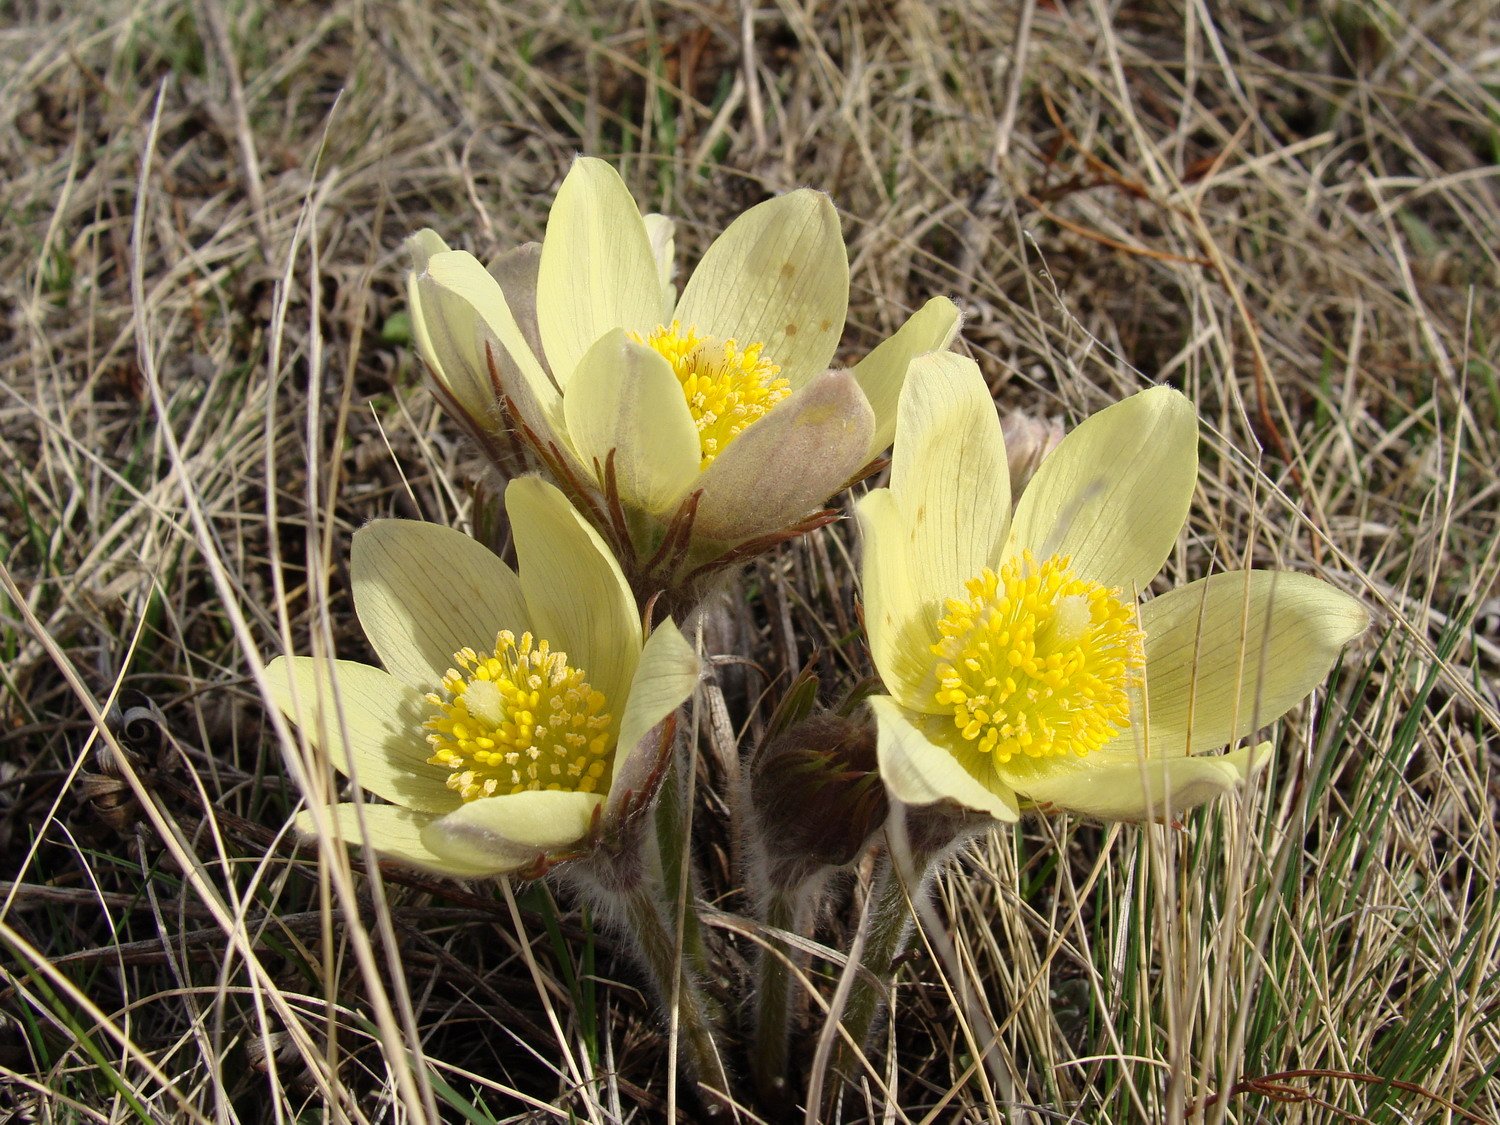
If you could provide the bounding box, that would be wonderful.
[421,789,604,870]
[1005,742,1271,822]
[850,297,961,458]
[1122,570,1369,753]
[856,489,940,710]
[643,212,677,307]
[535,158,667,386]
[295,803,503,877]
[487,241,545,380]
[267,656,459,814]
[352,519,529,689]
[870,696,1020,822]
[692,369,875,543]
[889,352,1011,603]
[561,329,701,516]
[506,476,642,711]
[1006,386,1197,592]
[608,619,700,813]
[419,250,564,434]
[407,260,493,428]
[673,190,848,390]
[406,228,450,272]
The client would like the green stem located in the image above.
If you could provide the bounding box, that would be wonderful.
[818,828,954,1117]
[751,884,802,1113]
[620,876,732,1104]
[829,854,915,1083]
[654,742,723,1020]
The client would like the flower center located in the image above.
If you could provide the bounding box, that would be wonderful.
[424,630,614,802]
[930,552,1145,764]
[635,320,791,468]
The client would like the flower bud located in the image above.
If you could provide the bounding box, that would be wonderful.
[748,709,888,887]
[1000,408,1064,499]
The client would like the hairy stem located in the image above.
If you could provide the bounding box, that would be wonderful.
[818,807,971,1115]
[618,876,732,1107]
[751,883,805,1113]
[654,741,724,1021]
[826,853,916,1087]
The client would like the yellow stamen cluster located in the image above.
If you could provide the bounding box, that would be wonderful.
[425,630,613,802]
[930,552,1145,764]
[636,320,790,468]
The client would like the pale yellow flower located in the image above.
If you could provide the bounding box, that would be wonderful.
[406,157,958,549]
[266,477,700,874]
[858,354,1369,822]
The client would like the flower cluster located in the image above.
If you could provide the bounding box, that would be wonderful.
[264,157,1368,1113]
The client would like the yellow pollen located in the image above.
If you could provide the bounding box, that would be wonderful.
[929,552,1145,764]
[634,320,791,468]
[424,630,614,801]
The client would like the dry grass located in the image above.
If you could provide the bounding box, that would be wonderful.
[2,0,1498,1121]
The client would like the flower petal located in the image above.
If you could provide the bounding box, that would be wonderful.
[692,369,875,543]
[535,158,667,386]
[481,242,571,453]
[870,696,1020,821]
[857,489,940,709]
[850,297,961,458]
[561,329,701,516]
[266,656,459,813]
[487,241,546,379]
[858,355,1011,710]
[1124,570,1369,753]
[1006,386,1198,592]
[418,249,564,433]
[888,352,1011,606]
[1006,742,1271,822]
[673,190,848,390]
[421,789,604,870]
[406,228,449,272]
[506,476,642,711]
[643,212,677,307]
[352,519,529,689]
[406,240,493,428]
[609,619,700,813]
[295,803,503,877]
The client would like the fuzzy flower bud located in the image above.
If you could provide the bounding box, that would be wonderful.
[999,408,1064,499]
[748,710,889,888]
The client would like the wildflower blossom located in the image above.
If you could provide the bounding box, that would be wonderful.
[267,477,699,874]
[406,157,958,561]
[859,354,1368,821]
